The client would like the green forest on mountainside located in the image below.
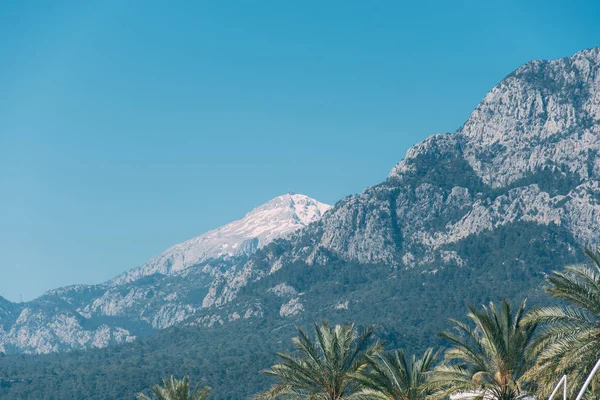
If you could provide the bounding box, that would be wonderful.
[0,222,585,399]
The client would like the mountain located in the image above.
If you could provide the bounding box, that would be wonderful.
[0,194,331,354]
[0,296,15,354]
[1,48,600,399]
[113,193,331,285]
[188,47,600,319]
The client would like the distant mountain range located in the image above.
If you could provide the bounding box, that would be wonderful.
[1,47,600,399]
[0,194,331,354]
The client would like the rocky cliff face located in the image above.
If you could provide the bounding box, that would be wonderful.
[458,49,600,188]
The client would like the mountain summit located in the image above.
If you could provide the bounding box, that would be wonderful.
[389,47,600,190]
[114,194,331,284]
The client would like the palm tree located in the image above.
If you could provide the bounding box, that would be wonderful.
[525,248,600,398]
[429,299,536,400]
[349,348,441,400]
[255,321,383,399]
[137,376,211,400]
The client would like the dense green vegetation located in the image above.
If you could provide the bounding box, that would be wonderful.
[0,322,279,399]
[130,261,600,400]
[352,348,441,400]
[253,303,537,400]
[137,376,211,400]
[251,257,600,400]
[525,248,600,397]
[0,239,589,399]
[256,322,382,399]
[431,300,536,400]
[247,250,600,400]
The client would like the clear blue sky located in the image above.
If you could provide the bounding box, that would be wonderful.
[1,1,598,302]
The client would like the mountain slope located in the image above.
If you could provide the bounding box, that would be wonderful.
[0,194,330,354]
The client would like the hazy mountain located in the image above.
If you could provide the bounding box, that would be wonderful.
[0,194,330,354]
[113,193,331,285]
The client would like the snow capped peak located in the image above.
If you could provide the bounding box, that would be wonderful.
[112,194,331,285]
[247,193,332,226]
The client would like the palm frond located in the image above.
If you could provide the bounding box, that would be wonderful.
[256,322,381,400]
[432,299,535,400]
